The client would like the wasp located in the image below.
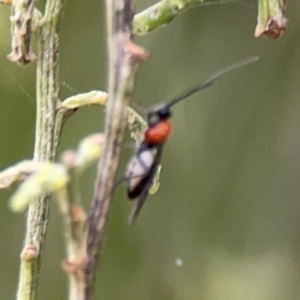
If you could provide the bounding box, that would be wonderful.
[123,56,259,224]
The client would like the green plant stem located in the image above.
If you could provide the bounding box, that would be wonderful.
[16,0,65,299]
[56,180,86,300]
[133,0,204,35]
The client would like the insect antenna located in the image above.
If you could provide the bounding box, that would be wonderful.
[165,55,259,109]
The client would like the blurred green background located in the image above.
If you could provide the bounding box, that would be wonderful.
[1,0,300,299]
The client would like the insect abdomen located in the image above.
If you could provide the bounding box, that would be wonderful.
[125,148,157,199]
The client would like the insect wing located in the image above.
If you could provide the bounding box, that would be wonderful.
[126,146,158,199]
[128,181,153,225]
[128,145,164,225]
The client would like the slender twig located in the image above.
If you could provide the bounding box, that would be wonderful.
[54,90,107,153]
[57,156,87,300]
[16,0,65,299]
[83,1,149,298]
[133,0,204,35]
[133,0,255,36]
[59,133,105,300]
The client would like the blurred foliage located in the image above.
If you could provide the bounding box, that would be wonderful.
[1,0,300,299]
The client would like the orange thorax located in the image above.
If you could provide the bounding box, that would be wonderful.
[144,120,172,145]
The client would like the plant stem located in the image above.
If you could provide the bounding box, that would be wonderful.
[57,147,91,300]
[16,0,65,299]
[133,0,204,35]
[57,181,86,300]
[83,1,149,299]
